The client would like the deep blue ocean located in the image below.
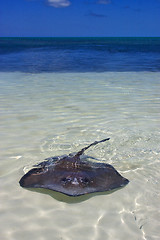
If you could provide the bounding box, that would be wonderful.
[0,37,160,72]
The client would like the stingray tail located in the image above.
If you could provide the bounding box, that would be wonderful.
[75,138,110,157]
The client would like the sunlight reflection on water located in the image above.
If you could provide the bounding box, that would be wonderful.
[0,72,160,240]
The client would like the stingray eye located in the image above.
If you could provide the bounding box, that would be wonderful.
[81,177,90,185]
[61,177,72,185]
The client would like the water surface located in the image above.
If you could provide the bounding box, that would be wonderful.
[0,37,160,72]
[0,38,160,240]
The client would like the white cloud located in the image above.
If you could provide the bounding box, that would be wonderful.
[47,0,71,8]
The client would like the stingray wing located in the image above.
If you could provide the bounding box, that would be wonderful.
[19,161,129,197]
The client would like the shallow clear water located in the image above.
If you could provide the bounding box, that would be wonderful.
[0,71,160,240]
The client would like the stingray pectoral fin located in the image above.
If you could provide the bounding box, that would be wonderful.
[19,168,49,188]
[93,166,129,192]
[19,163,129,196]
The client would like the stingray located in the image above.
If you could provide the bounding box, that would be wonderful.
[19,138,129,197]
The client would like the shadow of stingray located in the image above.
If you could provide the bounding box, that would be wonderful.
[23,186,125,203]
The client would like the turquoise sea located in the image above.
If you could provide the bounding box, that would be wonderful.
[0,38,160,240]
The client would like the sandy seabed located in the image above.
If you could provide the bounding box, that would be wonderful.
[0,71,160,240]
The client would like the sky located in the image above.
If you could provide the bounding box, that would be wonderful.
[0,0,160,37]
